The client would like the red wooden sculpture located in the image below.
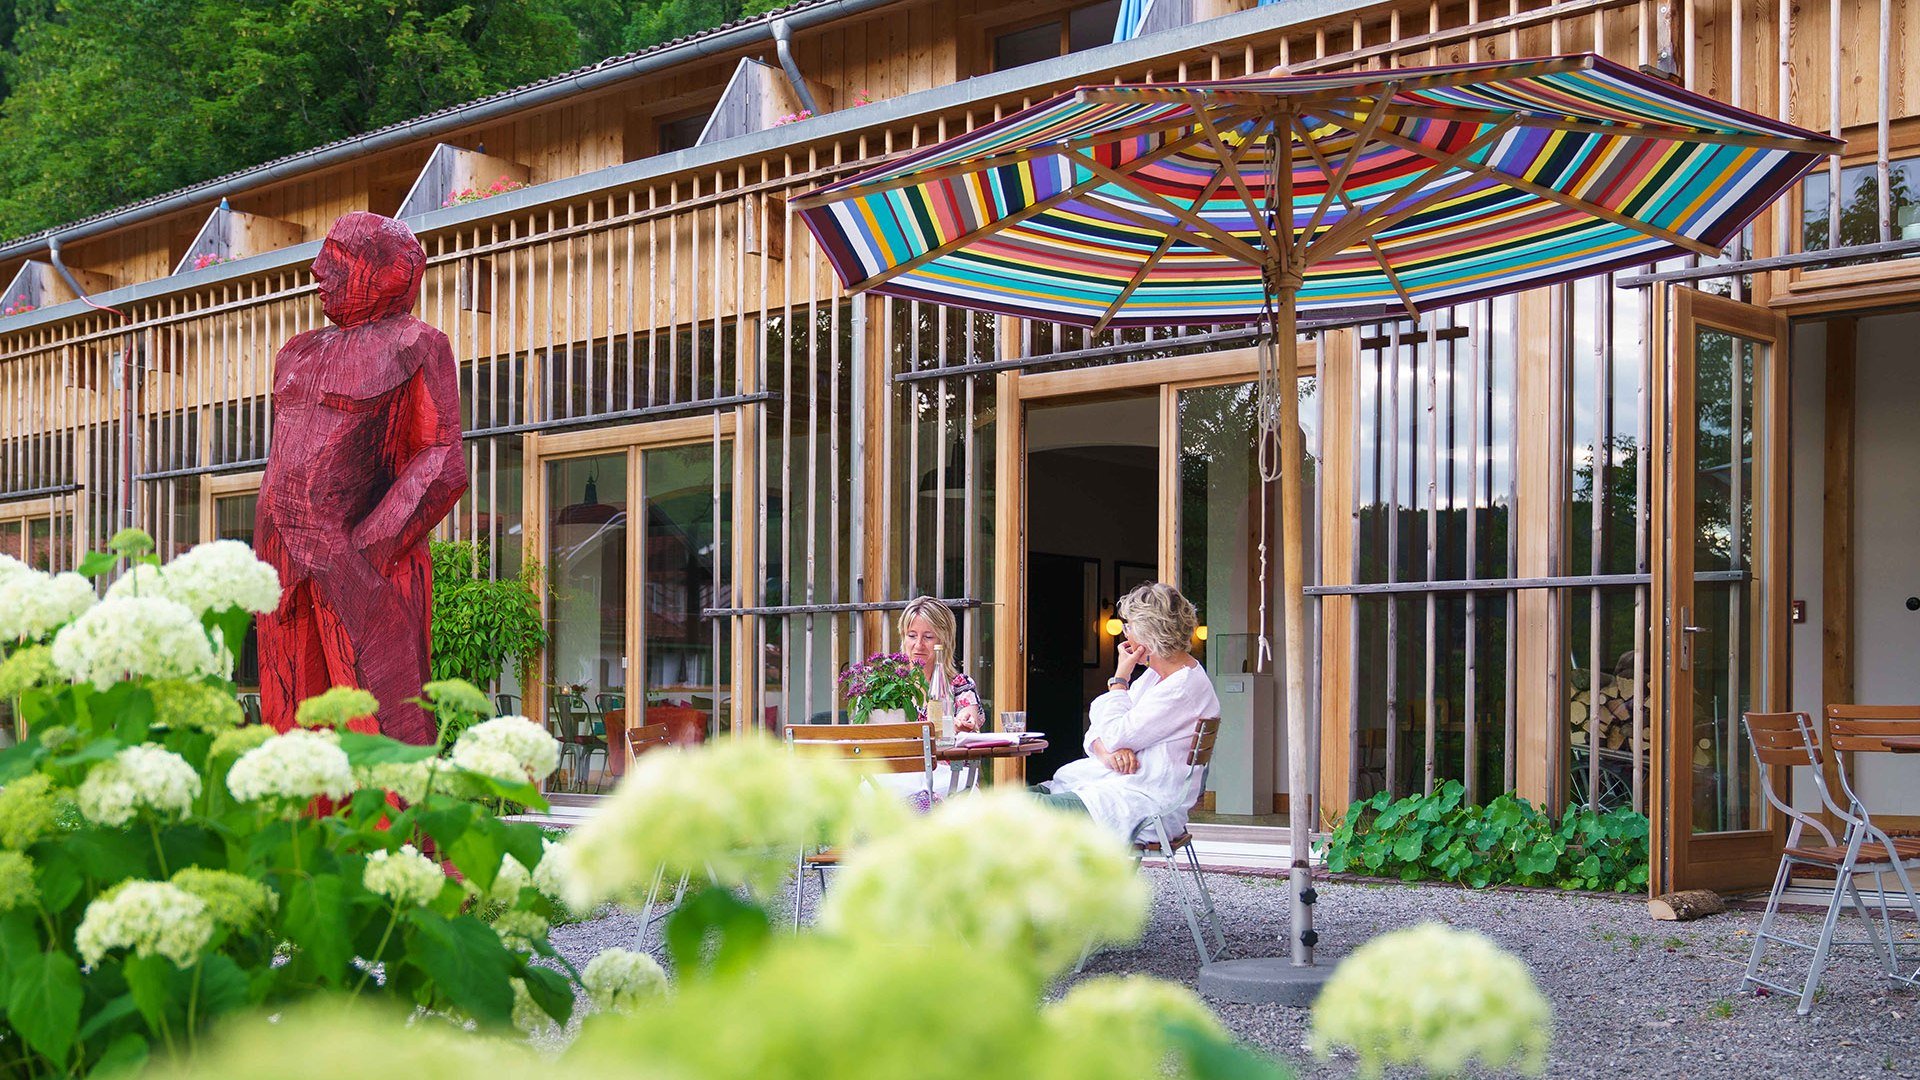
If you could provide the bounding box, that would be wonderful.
[255,213,468,743]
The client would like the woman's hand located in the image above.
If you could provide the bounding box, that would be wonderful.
[1108,748,1140,775]
[954,702,981,732]
[1115,639,1147,682]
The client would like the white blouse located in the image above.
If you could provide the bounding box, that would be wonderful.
[1043,662,1221,842]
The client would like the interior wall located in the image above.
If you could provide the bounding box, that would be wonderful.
[1788,310,1920,815]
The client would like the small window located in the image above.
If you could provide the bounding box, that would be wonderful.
[1799,156,1920,254]
[991,0,1123,72]
[658,113,709,154]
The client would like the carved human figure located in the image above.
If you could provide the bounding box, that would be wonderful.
[255,213,467,744]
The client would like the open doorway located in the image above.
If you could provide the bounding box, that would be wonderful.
[1024,392,1160,783]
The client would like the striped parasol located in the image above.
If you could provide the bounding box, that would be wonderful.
[795,53,1835,975]
[794,54,1835,329]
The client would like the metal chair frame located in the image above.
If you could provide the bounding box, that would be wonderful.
[1739,710,1920,1014]
[553,694,609,791]
[783,721,936,927]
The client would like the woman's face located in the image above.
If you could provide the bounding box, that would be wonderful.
[902,615,943,671]
[1121,621,1153,660]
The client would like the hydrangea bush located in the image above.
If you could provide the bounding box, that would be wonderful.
[0,535,595,1077]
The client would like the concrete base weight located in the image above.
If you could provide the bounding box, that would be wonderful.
[1197,957,1333,1006]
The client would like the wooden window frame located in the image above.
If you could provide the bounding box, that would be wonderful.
[1774,117,1920,307]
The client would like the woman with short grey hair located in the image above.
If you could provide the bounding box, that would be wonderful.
[1036,581,1221,840]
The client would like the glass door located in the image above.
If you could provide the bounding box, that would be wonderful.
[542,434,733,794]
[1662,287,1788,892]
[547,452,629,794]
[1175,377,1317,828]
[212,491,262,689]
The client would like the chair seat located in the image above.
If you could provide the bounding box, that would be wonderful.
[1785,837,1920,866]
[801,848,841,866]
[1135,831,1193,853]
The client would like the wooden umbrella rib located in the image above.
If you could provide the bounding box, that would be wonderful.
[1077,191,1264,265]
[1302,116,1517,263]
[1376,102,1831,154]
[1064,148,1269,266]
[849,126,1218,293]
[1303,173,1489,269]
[1193,109,1281,257]
[1322,108,1724,258]
[791,108,1258,210]
[1294,94,1395,262]
[1090,235,1176,335]
[1290,114,1421,319]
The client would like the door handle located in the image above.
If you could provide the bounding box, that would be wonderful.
[1678,606,1696,672]
[1682,624,1706,634]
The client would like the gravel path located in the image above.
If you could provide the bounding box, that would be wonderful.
[548,872,1920,1078]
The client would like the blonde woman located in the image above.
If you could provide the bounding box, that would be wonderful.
[1037,582,1220,841]
[898,596,982,733]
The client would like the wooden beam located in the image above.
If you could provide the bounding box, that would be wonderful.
[991,360,1025,787]
[1512,287,1558,809]
[1317,326,1359,829]
[1091,236,1175,336]
[1821,316,1856,807]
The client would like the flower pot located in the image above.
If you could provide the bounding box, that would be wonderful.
[866,707,908,726]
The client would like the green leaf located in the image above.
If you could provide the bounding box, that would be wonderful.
[0,910,38,999]
[36,854,81,911]
[1166,1019,1288,1080]
[112,688,155,746]
[76,550,120,578]
[90,1032,150,1078]
[123,953,183,1030]
[447,821,504,894]
[7,950,83,1063]
[404,910,517,1026]
[520,963,574,1026]
[339,731,438,767]
[196,953,253,1020]
[285,874,351,983]
[664,885,772,980]
[1390,832,1424,862]
[75,991,139,1045]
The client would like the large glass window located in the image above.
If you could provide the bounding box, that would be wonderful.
[213,493,261,687]
[547,452,628,793]
[642,442,731,740]
[990,1,1122,71]
[1799,156,1920,254]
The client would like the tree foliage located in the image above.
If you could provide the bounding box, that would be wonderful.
[0,0,788,241]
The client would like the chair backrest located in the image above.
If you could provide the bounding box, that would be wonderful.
[1823,704,1920,753]
[624,722,671,762]
[595,693,625,715]
[785,722,935,775]
[1744,711,1823,767]
[494,693,520,716]
[1186,717,1223,769]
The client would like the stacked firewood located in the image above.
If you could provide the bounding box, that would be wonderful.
[1567,668,1652,757]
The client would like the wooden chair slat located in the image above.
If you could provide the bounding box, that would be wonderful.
[623,722,671,761]
[1823,705,1920,752]
[1743,712,1822,766]
[1188,717,1223,767]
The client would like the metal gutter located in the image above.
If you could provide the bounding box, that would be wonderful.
[1,0,1379,334]
[770,17,821,115]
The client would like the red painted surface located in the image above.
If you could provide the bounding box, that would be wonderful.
[256,213,468,743]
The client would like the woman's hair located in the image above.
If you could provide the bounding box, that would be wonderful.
[899,596,959,689]
[1116,582,1198,659]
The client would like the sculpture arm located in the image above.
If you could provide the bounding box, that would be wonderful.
[352,332,468,569]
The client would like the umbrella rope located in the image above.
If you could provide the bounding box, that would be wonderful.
[1251,121,1286,676]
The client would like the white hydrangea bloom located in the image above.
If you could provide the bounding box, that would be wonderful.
[50,596,221,689]
[581,948,667,1013]
[354,759,440,804]
[0,552,27,586]
[492,909,547,951]
[510,977,551,1035]
[160,539,282,616]
[227,728,355,804]
[451,715,559,786]
[530,838,572,901]
[818,790,1148,979]
[363,844,446,907]
[76,744,202,826]
[0,571,98,644]
[75,881,214,968]
[103,563,168,601]
[1310,923,1553,1078]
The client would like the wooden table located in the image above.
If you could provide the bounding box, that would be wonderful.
[934,737,1048,794]
[1883,736,1920,753]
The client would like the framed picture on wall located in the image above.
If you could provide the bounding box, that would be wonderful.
[1114,561,1156,606]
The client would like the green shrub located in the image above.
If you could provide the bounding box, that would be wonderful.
[1321,780,1649,892]
[428,541,547,709]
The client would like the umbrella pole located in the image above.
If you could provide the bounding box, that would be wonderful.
[1274,273,1315,968]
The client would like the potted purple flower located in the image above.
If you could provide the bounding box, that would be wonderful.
[839,652,927,725]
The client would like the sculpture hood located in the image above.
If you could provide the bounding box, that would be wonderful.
[314,212,426,327]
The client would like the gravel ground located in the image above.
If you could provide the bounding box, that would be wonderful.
[548,872,1920,1078]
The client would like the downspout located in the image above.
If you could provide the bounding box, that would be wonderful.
[770,17,821,116]
[50,236,136,531]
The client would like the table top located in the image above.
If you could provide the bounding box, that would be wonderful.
[935,737,1048,762]
[1883,736,1920,753]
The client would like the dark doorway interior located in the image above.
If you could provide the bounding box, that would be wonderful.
[1023,395,1158,782]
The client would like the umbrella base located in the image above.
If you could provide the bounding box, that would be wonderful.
[1198,956,1333,1006]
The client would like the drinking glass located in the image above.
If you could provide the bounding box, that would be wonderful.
[999,710,1027,735]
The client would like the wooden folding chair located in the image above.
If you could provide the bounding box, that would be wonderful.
[623,722,691,949]
[783,721,935,926]
[1738,710,1920,1014]
[1126,716,1228,965]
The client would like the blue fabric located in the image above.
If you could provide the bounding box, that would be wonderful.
[1112,0,1148,42]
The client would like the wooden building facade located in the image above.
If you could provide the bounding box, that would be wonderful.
[2,0,1917,895]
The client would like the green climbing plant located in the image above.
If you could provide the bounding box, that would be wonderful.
[429,541,547,721]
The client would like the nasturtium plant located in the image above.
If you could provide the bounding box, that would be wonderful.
[1321,780,1649,892]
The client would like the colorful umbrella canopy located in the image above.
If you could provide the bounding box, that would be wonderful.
[795,54,1837,329]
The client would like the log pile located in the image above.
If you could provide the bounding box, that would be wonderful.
[1567,668,1649,756]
